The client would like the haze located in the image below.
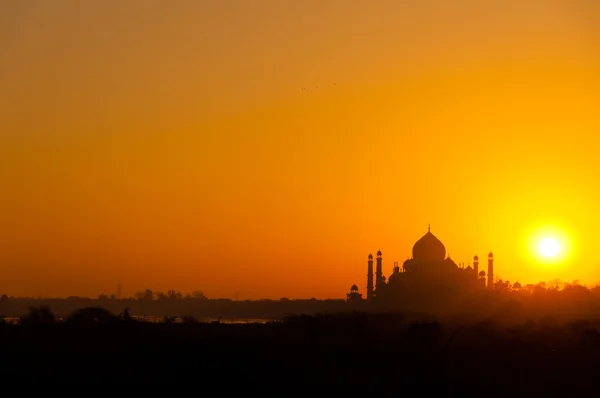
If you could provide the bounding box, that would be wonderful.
[1,1,600,299]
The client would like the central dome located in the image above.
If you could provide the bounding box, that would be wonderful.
[412,227,446,262]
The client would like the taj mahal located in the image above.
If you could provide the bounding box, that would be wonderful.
[347,225,496,301]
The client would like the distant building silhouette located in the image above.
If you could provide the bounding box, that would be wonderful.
[355,226,496,300]
[487,252,494,289]
[346,284,363,301]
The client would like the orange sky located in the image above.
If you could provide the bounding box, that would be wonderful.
[1,1,600,299]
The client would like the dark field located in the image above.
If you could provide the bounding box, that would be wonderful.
[2,307,600,394]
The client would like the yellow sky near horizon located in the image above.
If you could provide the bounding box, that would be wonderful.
[1,1,600,299]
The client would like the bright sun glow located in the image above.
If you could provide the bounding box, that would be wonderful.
[538,237,561,258]
[520,221,573,268]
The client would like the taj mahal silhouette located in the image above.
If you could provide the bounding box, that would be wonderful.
[347,225,495,301]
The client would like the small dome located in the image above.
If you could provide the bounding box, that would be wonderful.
[479,270,486,277]
[350,284,358,291]
[474,255,479,261]
[444,257,457,266]
[368,253,373,259]
[443,256,458,271]
[388,271,401,283]
[488,252,494,258]
[412,228,446,262]
[377,250,382,256]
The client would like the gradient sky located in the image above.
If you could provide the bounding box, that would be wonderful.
[1,1,600,299]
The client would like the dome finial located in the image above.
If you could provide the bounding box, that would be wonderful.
[428,224,430,232]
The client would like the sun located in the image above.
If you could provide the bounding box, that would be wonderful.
[520,221,573,267]
[538,237,561,258]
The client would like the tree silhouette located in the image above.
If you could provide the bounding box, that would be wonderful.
[20,305,55,326]
[155,291,168,300]
[119,308,135,322]
[66,307,118,324]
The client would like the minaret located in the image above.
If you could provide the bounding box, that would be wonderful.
[487,252,494,289]
[367,254,374,301]
[473,255,479,280]
[375,250,383,294]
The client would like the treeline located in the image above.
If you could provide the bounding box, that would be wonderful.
[0,295,356,319]
[1,308,600,392]
[2,280,600,321]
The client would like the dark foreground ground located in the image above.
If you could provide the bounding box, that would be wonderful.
[2,309,600,395]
